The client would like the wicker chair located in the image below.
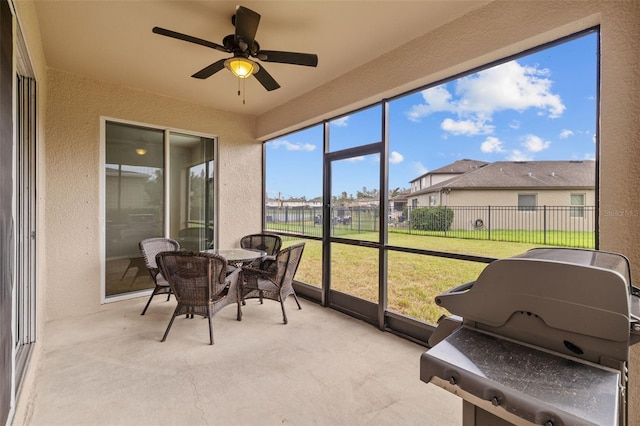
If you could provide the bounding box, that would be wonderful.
[138,237,180,315]
[240,233,282,268]
[156,251,242,345]
[241,242,305,324]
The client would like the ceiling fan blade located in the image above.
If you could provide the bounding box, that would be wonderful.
[153,27,228,53]
[234,6,260,49]
[191,59,227,79]
[253,66,280,91]
[256,50,318,67]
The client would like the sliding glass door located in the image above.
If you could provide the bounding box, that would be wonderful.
[104,121,216,299]
[168,132,215,251]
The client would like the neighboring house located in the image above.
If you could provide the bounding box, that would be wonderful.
[265,197,321,208]
[410,159,489,197]
[408,160,595,230]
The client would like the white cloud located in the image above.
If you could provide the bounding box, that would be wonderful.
[441,118,494,136]
[389,151,404,164]
[480,136,505,153]
[522,134,551,152]
[509,120,521,129]
[269,139,316,152]
[406,60,565,129]
[455,61,565,118]
[345,156,365,162]
[414,161,428,175]
[508,150,533,161]
[407,86,455,121]
[560,129,574,139]
[332,116,349,127]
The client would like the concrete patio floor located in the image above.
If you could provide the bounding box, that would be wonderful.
[15,295,461,425]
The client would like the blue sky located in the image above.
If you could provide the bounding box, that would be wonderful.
[266,31,597,200]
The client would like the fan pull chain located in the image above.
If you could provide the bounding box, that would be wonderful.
[237,78,246,105]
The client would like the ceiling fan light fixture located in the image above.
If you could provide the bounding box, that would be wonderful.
[224,57,258,78]
[135,148,147,156]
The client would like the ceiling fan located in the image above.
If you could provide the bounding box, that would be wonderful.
[152,5,318,92]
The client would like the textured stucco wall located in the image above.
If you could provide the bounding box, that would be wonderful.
[44,69,260,320]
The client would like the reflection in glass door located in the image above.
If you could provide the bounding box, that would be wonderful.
[169,132,215,251]
[105,123,164,297]
[104,122,216,299]
[329,153,381,305]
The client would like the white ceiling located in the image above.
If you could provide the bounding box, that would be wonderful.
[32,1,490,116]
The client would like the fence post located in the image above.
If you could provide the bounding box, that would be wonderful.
[350,206,354,231]
[285,207,289,232]
[488,205,491,241]
[374,206,378,232]
[543,205,547,245]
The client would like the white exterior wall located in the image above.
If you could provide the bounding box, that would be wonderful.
[408,189,595,231]
[410,172,459,193]
[445,189,596,208]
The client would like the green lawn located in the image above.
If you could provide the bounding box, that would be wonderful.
[268,221,595,249]
[282,231,552,325]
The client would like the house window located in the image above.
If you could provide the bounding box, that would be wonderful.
[412,199,419,208]
[518,194,537,211]
[429,195,437,206]
[570,193,585,218]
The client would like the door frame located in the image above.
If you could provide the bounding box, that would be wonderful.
[322,110,389,328]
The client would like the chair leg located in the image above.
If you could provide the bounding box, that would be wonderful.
[161,308,179,342]
[207,307,214,345]
[280,299,288,324]
[236,302,243,321]
[236,284,243,321]
[292,293,302,310]
[140,287,159,315]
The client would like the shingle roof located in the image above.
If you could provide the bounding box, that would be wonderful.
[410,159,489,182]
[412,160,595,195]
[429,159,490,174]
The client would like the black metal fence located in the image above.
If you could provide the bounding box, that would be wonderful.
[264,205,595,248]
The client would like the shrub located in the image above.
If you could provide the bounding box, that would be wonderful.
[410,206,454,231]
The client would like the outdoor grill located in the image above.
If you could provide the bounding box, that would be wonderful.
[420,248,640,426]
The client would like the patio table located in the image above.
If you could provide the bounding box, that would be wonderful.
[202,248,266,267]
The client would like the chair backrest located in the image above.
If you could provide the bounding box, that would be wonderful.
[240,233,282,256]
[273,243,305,289]
[155,251,228,302]
[139,237,180,272]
